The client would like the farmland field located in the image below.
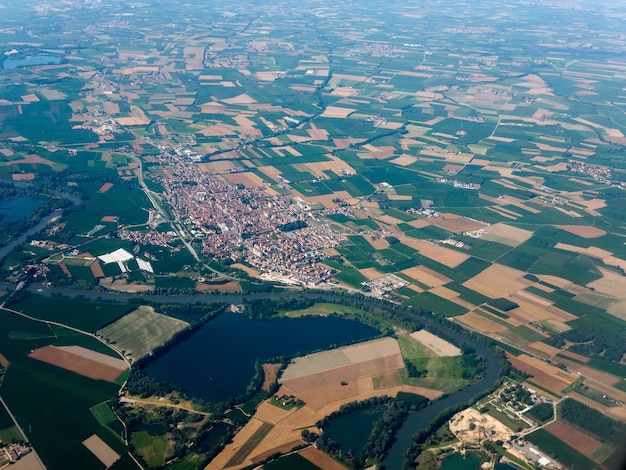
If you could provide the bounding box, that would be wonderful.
[2,0,626,468]
[97,306,189,359]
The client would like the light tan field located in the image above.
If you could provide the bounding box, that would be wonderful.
[304,191,352,209]
[507,353,578,394]
[223,93,256,105]
[198,160,236,173]
[98,182,113,193]
[428,213,485,233]
[407,218,431,229]
[306,122,329,140]
[391,154,418,166]
[11,173,36,181]
[523,341,560,360]
[586,267,626,298]
[557,224,607,238]
[554,242,611,259]
[29,346,125,382]
[231,263,260,277]
[464,264,532,298]
[398,236,469,267]
[457,312,506,333]
[360,267,384,280]
[411,329,461,356]
[481,223,534,246]
[450,406,516,445]
[321,106,355,118]
[401,265,452,287]
[280,337,400,381]
[83,435,120,468]
[256,165,283,180]
[600,255,626,273]
[222,171,265,187]
[507,293,578,324]
[368,236,389,250]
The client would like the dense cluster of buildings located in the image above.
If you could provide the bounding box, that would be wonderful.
[152,147,346,285]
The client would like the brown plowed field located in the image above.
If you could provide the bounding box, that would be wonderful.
[557,225,606,238]
[544,421,602,457]
[29,346,124,382]
[506,353,577,394]
[299,447,348,470]
[281,355,405,396]
[98,183,113,193]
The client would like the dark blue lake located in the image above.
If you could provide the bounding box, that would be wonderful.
[144,312,379,403]
[2,55,62,69]
[324,405,385,458]
[440,452,483,470]
[0,197,44,224]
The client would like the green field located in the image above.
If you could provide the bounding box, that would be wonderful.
[527,429,596,470]
[98,306,189,359]
[0,309,126,469]
[397,333,438,359]
[131,431,167,468]
[282,302,367,318]
[9,295,134,332]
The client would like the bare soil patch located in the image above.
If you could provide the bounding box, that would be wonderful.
[401,265,452,287]
[429,214,485,233]
[506,353,577,394]
[320,106,355,118]
[457,312,506,333]
[83,434,120,468]
[545,421,602,456]
[196,281,241,293]
[231,263,260,277]
[56,345,126,369]
[463,264,532,298]
[261,363,282,392]
[281,356,405,397]
[554,242,611,259]
[398,236,469,267]
[299,447,348,470]
[0,353,9,368]
[410,329,462,356]
[90,261,105,279]
[586,268,626,298]
[222,172,265,187]
[481,223,533,246]
[450,406,515,445]
[29,346,125,382]
[557,225,606,238]
[11,173,36,181]
[6,155,57,167]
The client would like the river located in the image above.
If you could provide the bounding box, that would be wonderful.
[380,321,500,469]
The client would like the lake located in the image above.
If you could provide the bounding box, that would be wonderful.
[2,55,62,69]
[324,404,385,459]
[0,197,44,224]
[143,312,379,403]
[440,452,483,470]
